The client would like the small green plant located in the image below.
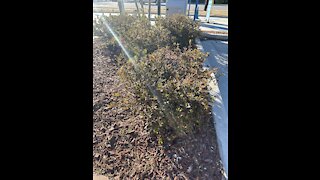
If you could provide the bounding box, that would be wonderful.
[119,46,213,142]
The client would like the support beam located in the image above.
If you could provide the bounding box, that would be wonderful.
[157,0,161,16]
[117,0,125,15]
[148,0,151,20]
[139,0,145,16]
[205,0,214,22]
[134,0,141,17]
[194,0,199,21]
[188,0,191,16]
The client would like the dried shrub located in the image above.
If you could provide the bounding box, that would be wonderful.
[93,15,171,60]
[93,15,137,57]
[93,14,136,38]
[118,46,213,143]
[93,14,200,61]
[156,14,200,48]
[94,14,212,143]
[124,17,171,58]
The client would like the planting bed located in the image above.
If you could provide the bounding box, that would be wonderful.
[93,15,223,179]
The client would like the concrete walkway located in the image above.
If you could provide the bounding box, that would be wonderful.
[198,16,228,40]
[198,39,228,178]
[203,40,228,111]
[197,15,228,177]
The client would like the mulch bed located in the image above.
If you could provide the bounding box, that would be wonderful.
[93,39,223,179]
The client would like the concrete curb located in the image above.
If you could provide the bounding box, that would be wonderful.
[200,32,228,41]
[195,38,228,179]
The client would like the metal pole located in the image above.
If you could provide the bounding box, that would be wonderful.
[188,0,191,16]
[205,0,213,22]
[118,0,125,15]
[139,0,145,16]
[148,0,151,20]
[157,0,161,16]
[134,0,141,17]
[194,0,199,21]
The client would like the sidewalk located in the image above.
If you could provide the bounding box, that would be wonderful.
[198,16,228,41]
[196,37,228,178]
[199,16,228,178]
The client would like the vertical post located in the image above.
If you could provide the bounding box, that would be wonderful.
[158,0,161,16]
[134,0,141,17]
[118,0,125,15]
[188,0,191,16]
[194,0,199,21]
[139,0,145,16]
[148,0,151,20]
[205,0,213,22]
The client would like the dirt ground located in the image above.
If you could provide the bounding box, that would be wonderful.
[93,39,223,179]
